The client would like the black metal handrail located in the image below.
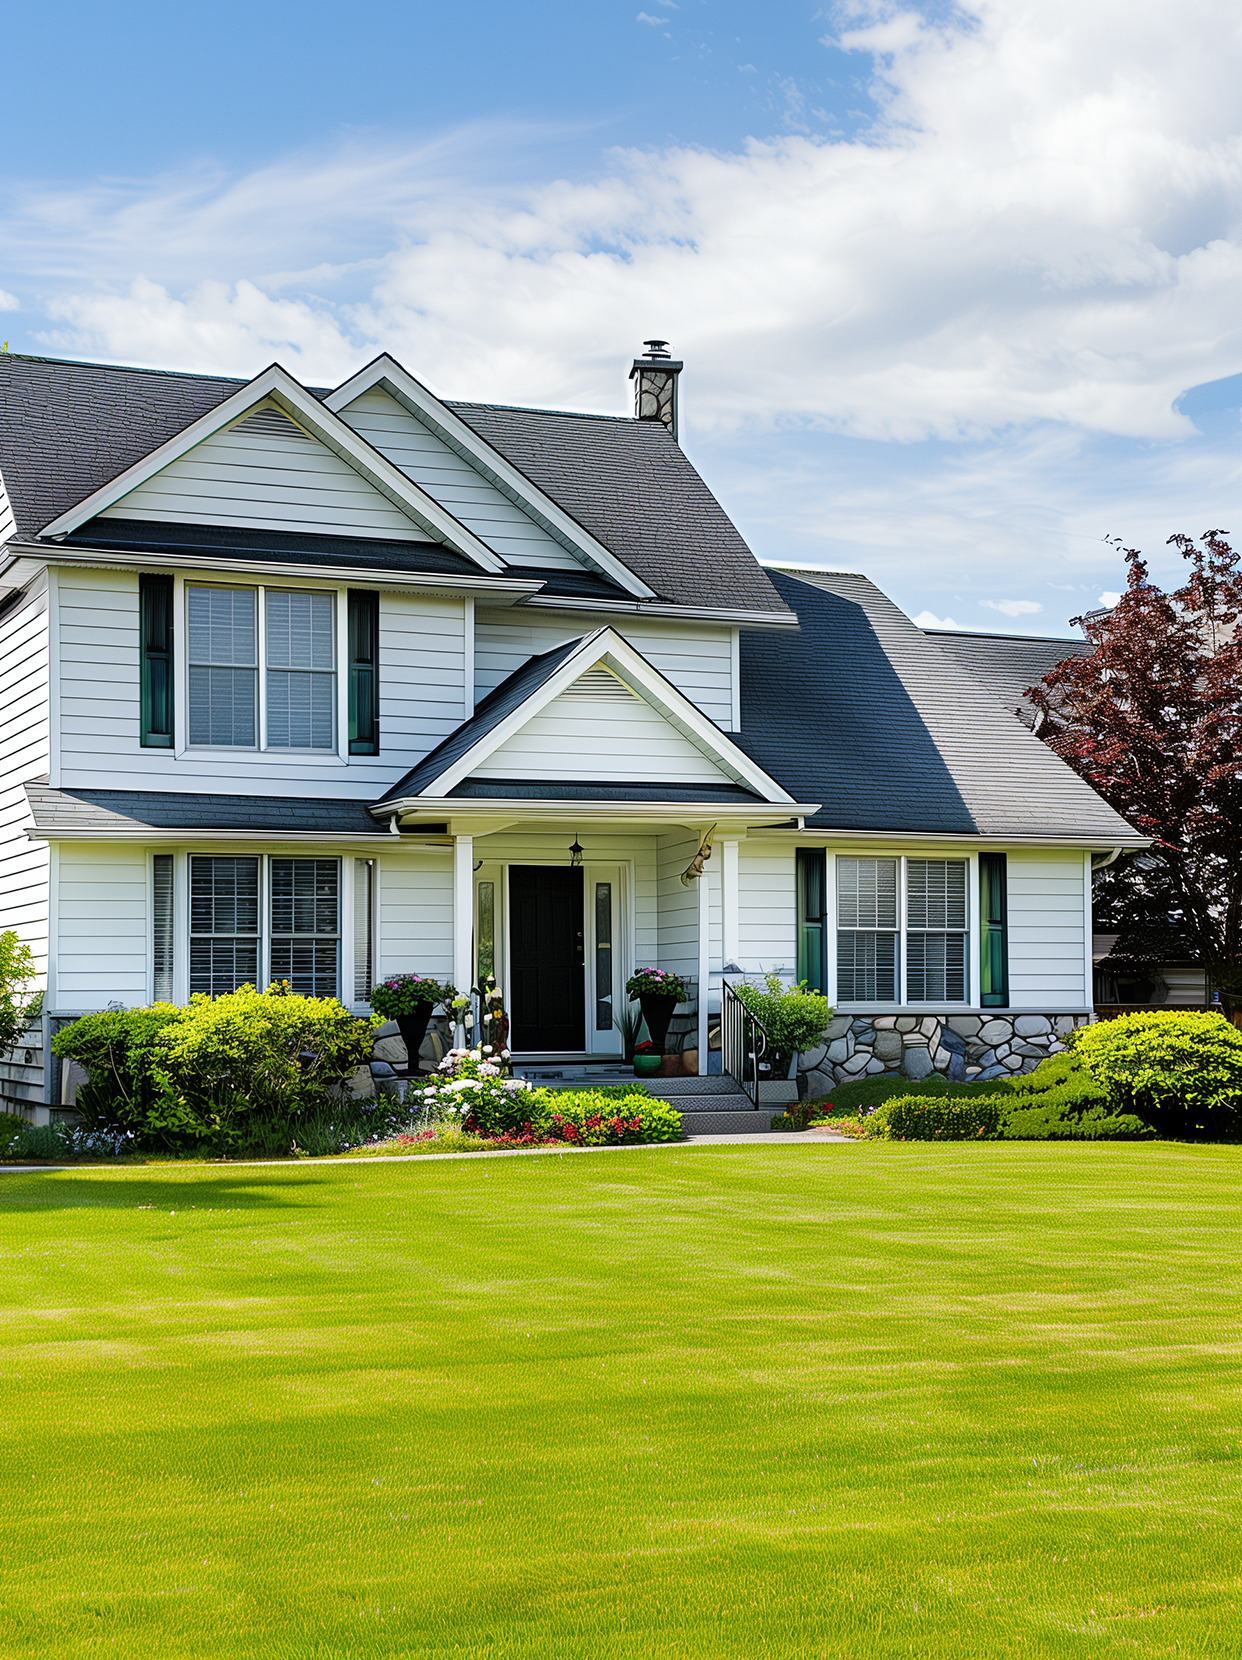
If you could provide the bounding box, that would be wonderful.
[720,979,770,1109]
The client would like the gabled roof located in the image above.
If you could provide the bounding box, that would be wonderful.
[926,628,1091,727]
[736,570,1145,844]
[37,366,508,573]
[376,626,797,808]
[0,352,794,619]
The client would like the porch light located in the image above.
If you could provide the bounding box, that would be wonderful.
[569,837,584,867]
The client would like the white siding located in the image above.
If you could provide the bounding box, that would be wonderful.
[54,844,149,1008]
[736,839,796,975]
[376,856,454,982]
[99,404,425,541]
[0,577,50,987]
[474,609,736,728]
[339,388,583,569]
[470,691,735,783]
[1007,849,1088,1008]
[656,832,700,987]
[55,566,468,796]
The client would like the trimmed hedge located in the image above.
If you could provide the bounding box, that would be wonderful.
[868,1095,1002,1140]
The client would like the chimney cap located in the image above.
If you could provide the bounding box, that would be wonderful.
[642,338,671,359]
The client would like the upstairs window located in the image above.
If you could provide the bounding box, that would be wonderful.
[186,584,336,751]
[836,855,969,1004]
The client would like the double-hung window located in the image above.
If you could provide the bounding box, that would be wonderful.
[188,856,341,998]
[186,584,336,750]
[835,856,970,1004]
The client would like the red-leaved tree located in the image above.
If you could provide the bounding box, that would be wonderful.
[1029,530,1242,1006]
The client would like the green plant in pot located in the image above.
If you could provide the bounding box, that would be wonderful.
[369,975,455,1072]
[625,968,687,1057]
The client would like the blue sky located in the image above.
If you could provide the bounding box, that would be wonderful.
[4,0,1242,635]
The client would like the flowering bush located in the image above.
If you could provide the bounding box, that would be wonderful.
[625,967,687,1001]
[418,1046,539,1137]
[369,974,455,1019]
[545,1092,682,1144]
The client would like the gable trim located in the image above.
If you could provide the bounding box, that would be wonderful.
[38,366,508,574]
[392,626,796,805]
[325,355,655,600]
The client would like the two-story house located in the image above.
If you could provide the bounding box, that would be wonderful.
[0,343,1144,1122]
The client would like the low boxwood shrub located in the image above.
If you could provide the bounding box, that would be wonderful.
[868,1094,1003,1140]
[1073,1010,1242,1139]
[996,1051,1152,1140]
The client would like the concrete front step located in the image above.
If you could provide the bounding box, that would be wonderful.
[644,1076,747,1097]
[676,1107,774,1134]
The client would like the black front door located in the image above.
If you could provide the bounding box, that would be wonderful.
[509,865,585,1051]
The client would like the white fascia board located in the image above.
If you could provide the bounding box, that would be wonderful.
[37,364,508,574]
[782,827,1152,850]
[326,355,656,600]
[14,541,542,603]
[420,626,796,804]
[519,594,800,629]
[379,801,819,830]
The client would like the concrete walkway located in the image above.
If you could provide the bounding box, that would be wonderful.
[0,1128,852,1174]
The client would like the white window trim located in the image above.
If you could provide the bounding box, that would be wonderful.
[178,578,347,761]
[829,850,977,1010]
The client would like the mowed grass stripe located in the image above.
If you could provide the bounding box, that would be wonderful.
[0,1143,1240,1657]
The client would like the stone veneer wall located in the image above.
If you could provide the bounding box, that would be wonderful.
[797,1011,1093,1100]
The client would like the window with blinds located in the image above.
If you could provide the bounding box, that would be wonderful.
[189,856,260,995]
[152,854,175,1001]
[906,859,968,1001]
[266,590,335,749]
[353,859,374,1004]
[269,859,339,995]
[188,586,257,746]
[836,857,899,1000]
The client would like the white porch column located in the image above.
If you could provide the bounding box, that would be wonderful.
[452,835,474,995]
[721,839,740,970]
[697,859,711,1071]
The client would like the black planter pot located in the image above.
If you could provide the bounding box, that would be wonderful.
[394,1003,436,1071]
[637,992,680,1055]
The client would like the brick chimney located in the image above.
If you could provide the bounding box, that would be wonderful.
[629,339,683,440]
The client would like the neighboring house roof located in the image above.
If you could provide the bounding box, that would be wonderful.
[927,628,1090,726]
[0,352,792,617]
[736,570,1145,843]
[24,784,387,837]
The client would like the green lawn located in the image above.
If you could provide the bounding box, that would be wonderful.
[2,1144,1241,1658]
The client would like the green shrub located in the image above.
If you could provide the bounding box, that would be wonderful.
[53,987,372,1150]
[545,1091,682,1145]
[1072,1011,1242,1139]
[733,974,833,1058]
[869,1094,1002,1140]
[0,1111,29,1154]
[10,1122,65,1159]
[0,930,38,1057]
[994,1050,1152,1140]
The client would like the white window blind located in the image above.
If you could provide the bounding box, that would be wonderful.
[188,586,257,746]
[906,859,968,1001]
[152,854,175,1002]
[189,856,260,995]
[266,590,335,749]
[836,857,899,1000]
[269,858,339,995]
[353,860,374,1004]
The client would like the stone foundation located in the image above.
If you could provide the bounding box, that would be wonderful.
[797,1011,1092,1100]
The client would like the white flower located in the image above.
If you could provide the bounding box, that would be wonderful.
[481,1045,494,1055]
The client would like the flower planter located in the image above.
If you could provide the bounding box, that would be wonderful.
[633,1053,662,1077]
[394,1003,436,1071]
[637,992,680,1055]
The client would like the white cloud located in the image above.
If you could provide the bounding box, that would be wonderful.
[981,599,1044,616]
[1098,590,1122,606]
[635,12,667,24]
[912,610,961,628]
[0,290,18,312]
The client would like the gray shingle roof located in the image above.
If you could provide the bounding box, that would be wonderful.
[926,628,1091,727]
[0,353,791,617]
[734,570,1144,842]
[375,635,590,803]
[25,784,386,836]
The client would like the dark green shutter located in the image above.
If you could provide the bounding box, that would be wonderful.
[796,848,827,992]
[347,590,379,755]
[139,573,174,747]
[979,852,1009,1006]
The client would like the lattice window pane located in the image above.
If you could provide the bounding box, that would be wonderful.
[269,938,339,998]
[836,931,898,1001]
[907,859,967,930]
[837,857,898,930]
[190,939,260,997]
